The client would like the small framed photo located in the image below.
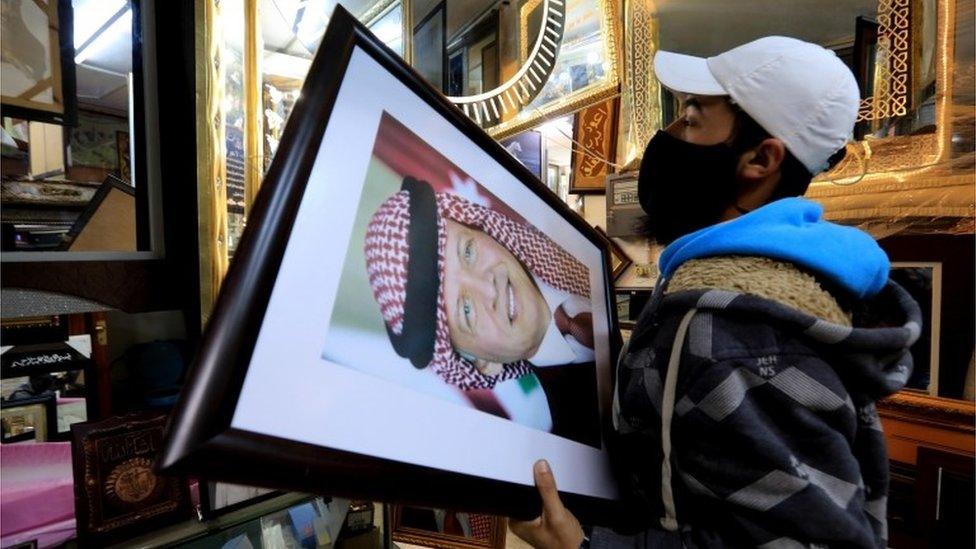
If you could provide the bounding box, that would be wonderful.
[890,262,942,396]
[1,395,54,443]
[159,6,620,522]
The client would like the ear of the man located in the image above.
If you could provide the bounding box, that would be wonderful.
[739,138,786,181]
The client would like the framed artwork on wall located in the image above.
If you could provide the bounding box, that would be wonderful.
[500,130,545,181]
[159,6,621,522]
[412,1,446,92]
[570,98,618,194]
[890,262,942,396]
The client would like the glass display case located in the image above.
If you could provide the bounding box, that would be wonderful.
[103,494,388,549]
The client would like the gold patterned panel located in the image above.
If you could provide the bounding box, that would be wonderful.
[858,0,912,121]
[196,0,229,326]
[618,0,661,168]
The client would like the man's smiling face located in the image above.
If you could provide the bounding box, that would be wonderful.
[442,219,550,365]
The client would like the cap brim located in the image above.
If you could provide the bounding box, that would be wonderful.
[653,50,727,96]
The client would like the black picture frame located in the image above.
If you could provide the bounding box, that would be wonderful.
[158,6,621,524]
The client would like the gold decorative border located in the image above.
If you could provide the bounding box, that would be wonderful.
[520,0,544,62]
[618,0,661,167]
[196,0,229,325]
[488,0,621,139]
[243,0,263,218]
[857,0,912,121]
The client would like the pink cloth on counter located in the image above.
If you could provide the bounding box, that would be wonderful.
[1,442,77,548]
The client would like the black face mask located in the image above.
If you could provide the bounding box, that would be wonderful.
[637,130,740,245]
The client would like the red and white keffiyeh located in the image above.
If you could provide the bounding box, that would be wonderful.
[364,179,590,390]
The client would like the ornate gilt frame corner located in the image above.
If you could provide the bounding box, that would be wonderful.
[878,390,976,433]
[808,0,968,222]
[487,0,622,140]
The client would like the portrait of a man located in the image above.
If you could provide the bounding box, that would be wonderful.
[365,176,594,391]
[322,112,600,447]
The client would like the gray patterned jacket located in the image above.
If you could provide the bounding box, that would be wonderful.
[594,278,921,549]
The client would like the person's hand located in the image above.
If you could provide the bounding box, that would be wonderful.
[509,460,584,549]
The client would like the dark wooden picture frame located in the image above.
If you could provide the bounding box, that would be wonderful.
[158,6,621,524]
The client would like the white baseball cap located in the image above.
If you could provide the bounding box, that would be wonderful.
[653,36,860,174]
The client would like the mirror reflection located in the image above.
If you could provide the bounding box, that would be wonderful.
[653,0,938,140]
[1,0,144,253]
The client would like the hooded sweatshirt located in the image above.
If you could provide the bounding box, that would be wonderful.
[597,198,920,549]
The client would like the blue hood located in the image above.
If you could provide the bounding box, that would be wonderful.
[659,198,889,299]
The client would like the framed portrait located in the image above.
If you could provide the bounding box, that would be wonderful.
[0,0,77,125]
[412,1,446,92]
[392,505,507,549]
[594,226,631,282]
[570,98,618,194]
[198,480,280,520]
[159,6,620,522]
[889,262,942,396]
[1,395,54,443]
[500,130,545,181]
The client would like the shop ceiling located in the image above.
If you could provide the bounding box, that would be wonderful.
[72,0,132,115]
[655,0,877,56]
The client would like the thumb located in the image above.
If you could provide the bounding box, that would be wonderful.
[533,459,564,514]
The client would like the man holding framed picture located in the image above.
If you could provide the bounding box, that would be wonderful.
[512,37,921,548]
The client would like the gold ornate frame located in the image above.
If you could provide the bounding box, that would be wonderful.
[806,0,971,228]
[486,0,621,139]
[196,0,229,325]
[618,0,971,230]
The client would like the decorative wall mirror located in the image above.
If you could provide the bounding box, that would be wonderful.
[1,0,164,259]
[418,0,621,138]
